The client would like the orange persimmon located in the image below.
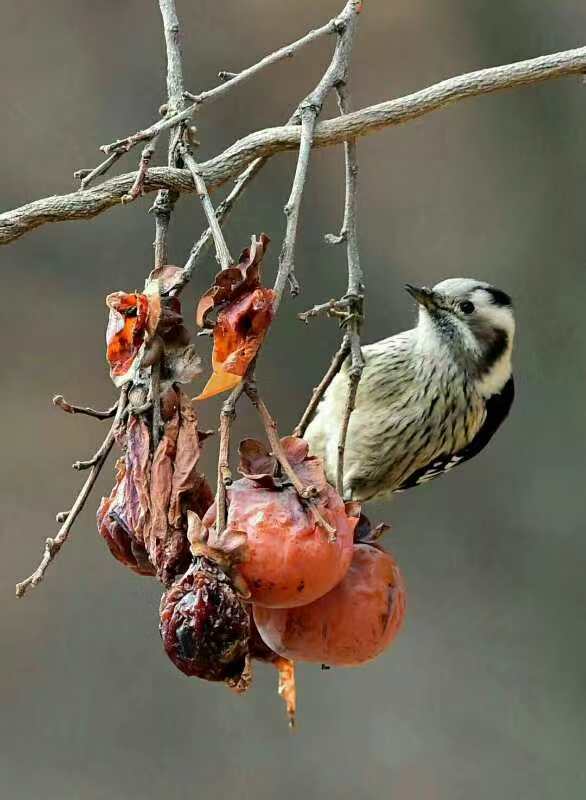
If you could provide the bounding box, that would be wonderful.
[253,543,406,666]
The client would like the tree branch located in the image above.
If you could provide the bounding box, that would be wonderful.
[173,156,266,293]
[181,145,234,269]
[327,83,364,497]
[273,0,361,306]
[100,2,351,159]
[2,45,586,245]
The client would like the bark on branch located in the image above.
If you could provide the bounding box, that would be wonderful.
[1,44,585,245]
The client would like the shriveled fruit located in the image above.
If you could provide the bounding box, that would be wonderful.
[202,437,358,608]
[96,457,155,577]
[253,543,406,666]
[97,388,213,584]
[159,557,251,690]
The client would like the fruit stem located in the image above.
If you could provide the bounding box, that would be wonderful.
[244,381,337,538]
[216,383,243,536]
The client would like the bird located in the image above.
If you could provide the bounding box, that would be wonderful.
[304,278,515,502]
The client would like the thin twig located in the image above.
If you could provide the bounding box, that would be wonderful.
[174,156,266,292]
[295,81,365,494]
[4,45,586,244]
[182,11,344,104]
[72,423,120,471]
[273,0,361,307]
[122,135,160,202]
[298,298,349,322]
[293,335,350,437]
[175,3,359,295]
[74,152,124,190]
[100,3,351,158]
[151,189,178,269]
[215,384,243,536]
[53,394,118,420]
[151,0,188,272]
[326,82,364,495]
[148,0,189,446]
[246,381,336,537]
[15,388,128,598]
[181,144,233,269]
[336,338,362,496]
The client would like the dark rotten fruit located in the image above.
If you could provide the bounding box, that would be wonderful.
[159,557,250,689]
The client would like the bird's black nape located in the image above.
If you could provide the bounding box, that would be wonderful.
[483,286,513,307]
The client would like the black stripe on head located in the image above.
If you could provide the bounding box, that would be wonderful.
[483,287,513,307]
[482,327,509,372]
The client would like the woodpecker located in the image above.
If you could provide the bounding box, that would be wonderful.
[305,279,515,502]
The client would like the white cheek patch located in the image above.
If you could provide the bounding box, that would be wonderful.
[471,289,516,339]
[476,349,513,396]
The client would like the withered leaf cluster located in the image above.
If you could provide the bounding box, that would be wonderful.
[196,234,275,399]
[98,387,213,585]
[237,435,327,492]
[97,242,297,719]
[106,265,200,389]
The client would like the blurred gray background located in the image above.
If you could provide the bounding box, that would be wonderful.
[1,1,586,798]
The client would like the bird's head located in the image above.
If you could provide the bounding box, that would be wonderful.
[406,278,515,394]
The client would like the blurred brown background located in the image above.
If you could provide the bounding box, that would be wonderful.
[1,1,586,798]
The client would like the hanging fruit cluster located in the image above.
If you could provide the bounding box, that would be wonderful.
[91,236,406,725]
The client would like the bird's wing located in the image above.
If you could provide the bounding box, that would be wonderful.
[394,376,515,491]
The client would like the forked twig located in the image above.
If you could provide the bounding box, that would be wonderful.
[53,394,118,420]
[5,45,586,245]
[98,3,352,163]
[273,0,362,308]
[74,152,123,190]
[181,144,233,269]
[294,82,364,496]
[16,387,129,598]
[122,135,161,202]
[328,82,364,496]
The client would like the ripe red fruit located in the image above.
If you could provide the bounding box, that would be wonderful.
[253,543,406,666]
[202,437,358,608]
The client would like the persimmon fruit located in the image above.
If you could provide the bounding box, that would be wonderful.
[253,543,406,666]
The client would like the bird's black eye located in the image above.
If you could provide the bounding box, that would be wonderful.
[459,300,475,314]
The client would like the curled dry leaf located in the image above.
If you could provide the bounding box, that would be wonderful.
[106,267,201,388]
[237,435,327,493]
[195,234,275,400]
[105,292,150,381]
[97,457,156,577]
[146,264,186,296]
[202,436,358,608]
[354,512,391,543]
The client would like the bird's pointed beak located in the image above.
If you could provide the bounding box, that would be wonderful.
[404,284,443,311]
